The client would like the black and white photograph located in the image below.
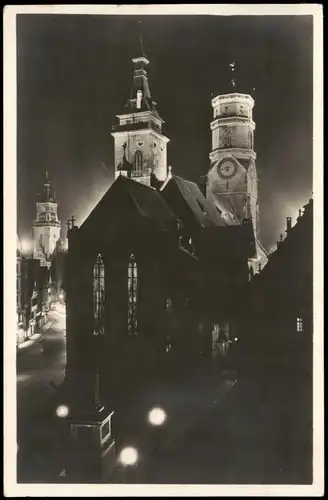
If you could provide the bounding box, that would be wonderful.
[4,4,323,497]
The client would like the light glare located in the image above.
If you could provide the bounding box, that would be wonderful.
[148,407,166,426]
[119,446,138,466]
[56,404,69,418]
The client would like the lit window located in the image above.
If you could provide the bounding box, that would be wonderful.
[128,254,138,335]
[166,297,172,314]
[134,150,143,175]
[93,254,105,336]
[296,317,303,332]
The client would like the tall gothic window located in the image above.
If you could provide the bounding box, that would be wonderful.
[128,254,138,335]
[134,150,143,176]
[93,254,105,336]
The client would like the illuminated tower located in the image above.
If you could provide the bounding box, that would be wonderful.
[207,64,267,272]
[111,26,169,187]
[207,91,259,238]
[33,172,61,267]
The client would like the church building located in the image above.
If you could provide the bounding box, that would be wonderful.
[63,41,265,406]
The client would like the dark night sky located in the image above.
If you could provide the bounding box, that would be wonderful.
[17,14,313,250]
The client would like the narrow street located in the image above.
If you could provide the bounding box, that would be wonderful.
[17,310,66,482]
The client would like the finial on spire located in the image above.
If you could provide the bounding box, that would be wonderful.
[138,20,146,59]
[229,61,236,89]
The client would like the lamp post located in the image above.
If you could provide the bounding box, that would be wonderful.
[147,406,167,475]
[118,446,139,483]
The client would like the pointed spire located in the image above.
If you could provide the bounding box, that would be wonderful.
[39,171,56,202]
[138,20,147,59]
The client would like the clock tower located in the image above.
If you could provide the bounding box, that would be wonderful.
[207,90,268,273]
[33,172,61,267]
[207,92,260,239]
[111,33,169,188]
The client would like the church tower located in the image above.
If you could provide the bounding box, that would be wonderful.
[33,172,61,267]
[111,28,169,187]
[207,91,260,239]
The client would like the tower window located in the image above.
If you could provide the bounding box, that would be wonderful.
[223,129,232,148]
[93,254,105,336]
[128,254,138,336]
[134,150,143,176]
[296,317,303,332]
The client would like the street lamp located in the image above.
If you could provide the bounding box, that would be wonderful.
[147,407,166,427]
[118,446,139,483]
[119,446,138,466]
[56,404,69,418]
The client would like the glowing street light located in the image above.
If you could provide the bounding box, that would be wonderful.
[56,404,69,418]
[21,239,32,256]
[148,407,167,427]
[118,446,138,467]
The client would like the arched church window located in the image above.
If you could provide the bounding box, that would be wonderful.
[93,254,105,336]
[134,150,143,176]
[128,254,138,335]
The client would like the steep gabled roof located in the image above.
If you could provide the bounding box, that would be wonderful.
[161,175,227,230]
[79,175,177,237]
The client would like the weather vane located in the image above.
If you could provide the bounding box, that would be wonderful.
[229,61,236,88]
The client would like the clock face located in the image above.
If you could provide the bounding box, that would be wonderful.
[218,160,237,179]
[41,206,46,212]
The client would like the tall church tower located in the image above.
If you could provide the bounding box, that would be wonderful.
[111,30,169,187]
[33,172,61,267]
[207,92,260,239]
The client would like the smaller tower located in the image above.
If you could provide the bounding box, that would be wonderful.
[33,172,61,267]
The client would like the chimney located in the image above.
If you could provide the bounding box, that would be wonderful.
[297,209,303,222]
[277,233,283,250]
[286,217,292,233]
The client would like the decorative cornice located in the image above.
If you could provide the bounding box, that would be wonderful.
[209,148,256,162]
[112,128,170,143]
[210,117,256,130]
[132,56,149,65]
[212,93,254,107]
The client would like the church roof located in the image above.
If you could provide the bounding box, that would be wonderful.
[118,176,177,223]
[79,175,177,237]
[161,175,227,230]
